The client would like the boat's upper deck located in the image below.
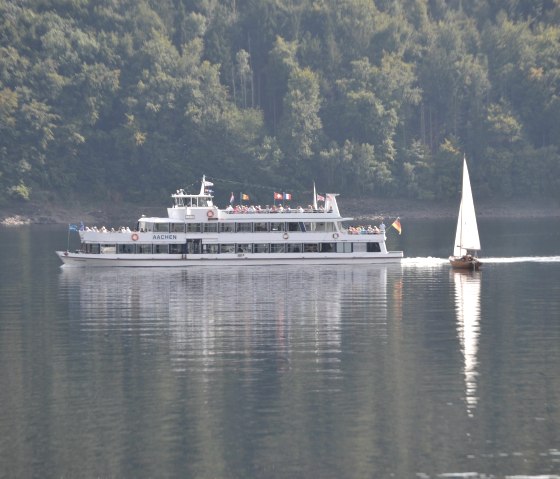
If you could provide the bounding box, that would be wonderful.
[165,176,344,223]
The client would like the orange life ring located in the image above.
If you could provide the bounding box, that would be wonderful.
[333,233,339,239]
[207,210,214,218]
[283,232,289,240]
[131,233,139,241]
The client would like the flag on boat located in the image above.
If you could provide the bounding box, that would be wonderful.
[229,192,235,203]
[283,193,292,200]
[391,217,402,235]
[80,221,85,231]
[203,180,213,187]
[68,224,78,232]
[316,194,325,202]
[205,189,214,194]
[274,192,283,200]
[241,193,249,201]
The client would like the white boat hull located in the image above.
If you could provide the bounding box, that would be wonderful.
[56,251,403,267]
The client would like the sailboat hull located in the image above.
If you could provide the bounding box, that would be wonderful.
[449,256,482,270]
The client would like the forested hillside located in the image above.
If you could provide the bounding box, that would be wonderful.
[1,0,559,206]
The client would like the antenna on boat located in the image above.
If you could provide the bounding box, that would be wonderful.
[313,182,318,210]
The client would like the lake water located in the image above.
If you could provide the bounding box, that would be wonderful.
[1,219,560,479]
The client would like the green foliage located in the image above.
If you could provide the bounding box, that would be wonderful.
[1,0,559,204]
[278,66,322,164]
[7,182,31,201]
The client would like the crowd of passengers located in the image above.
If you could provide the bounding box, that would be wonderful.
[84,226,132,233]
[83,220,386,235]
[347,223,385,235]
[225,204,332,213]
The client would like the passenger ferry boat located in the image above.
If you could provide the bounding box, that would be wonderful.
[56,177,403,267]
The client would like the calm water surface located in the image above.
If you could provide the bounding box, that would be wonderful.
[1,219,560,478]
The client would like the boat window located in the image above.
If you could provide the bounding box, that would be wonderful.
[353,243,367,252]
[237,243,251,253]
[169,244,184,254]
[287,222,301,232]
[203,223,218,233]
[138,221,146,232]
[117,244,134,254]
[270,222,284,232]
[220,223,235,233]
[303,243,318,252]
[336,242,352,253]
[85,243,100,254]
[254,222,268,232]
[253,243,269,253]
[186,223,201,232]
[137,244,152,254]
[100,244,116,254]
[154,244,169,254]
[154,223,169,232]
[220,244,235,254]
[314,222,328,232]
[170,223,185,233]
[236,223,252,233]
[141,223,154,232]
[367,242,381,252]
[320,243,336,253]
[270,243,285,253]
[186,240,201,254]
[202,244,219,254]
[286,243,301,252]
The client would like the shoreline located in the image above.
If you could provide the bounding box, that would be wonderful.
[2,196,560,226]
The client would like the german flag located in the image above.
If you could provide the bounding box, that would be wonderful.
[391,217,402,235]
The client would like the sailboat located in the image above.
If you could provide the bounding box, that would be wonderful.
[449,158,482,270]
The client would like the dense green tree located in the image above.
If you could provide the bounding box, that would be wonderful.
[278,66,322,169]
[1,0,559,204]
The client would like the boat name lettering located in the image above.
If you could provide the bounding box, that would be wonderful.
[152,234,178,240]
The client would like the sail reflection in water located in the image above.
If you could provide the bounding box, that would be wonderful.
[59,265,392,379]
[452,270,481,417]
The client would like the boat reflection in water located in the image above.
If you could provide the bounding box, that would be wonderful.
[58,264,398,376]
[452,269,481,417]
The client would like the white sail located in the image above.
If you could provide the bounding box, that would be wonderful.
[453,159,481,257]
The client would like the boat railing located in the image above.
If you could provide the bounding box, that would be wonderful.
[81,226,384,235]
[346,228,384,235]
[224,208,333,214]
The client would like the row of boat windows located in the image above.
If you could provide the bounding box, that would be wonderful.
[82,242,382,254]
[138,221,336,233]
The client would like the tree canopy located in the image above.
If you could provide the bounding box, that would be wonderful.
[1,0,559,205]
